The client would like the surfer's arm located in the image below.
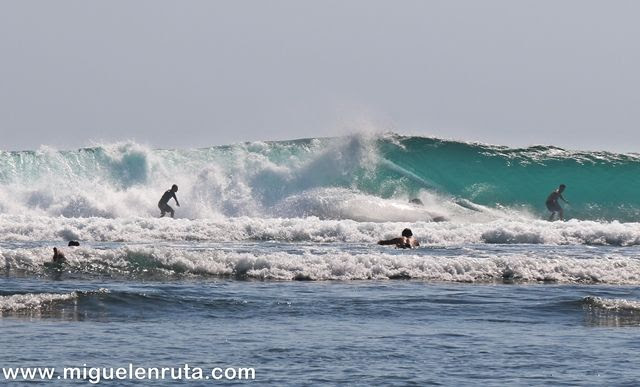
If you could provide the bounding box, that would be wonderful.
[560,194,568,203]
[378,238,403,246]
[173,193,180,206]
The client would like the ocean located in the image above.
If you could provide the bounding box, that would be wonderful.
[2,133,640,385]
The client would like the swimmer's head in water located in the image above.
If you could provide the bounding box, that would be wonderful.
[402,228,413,238]
[171,184,178,192]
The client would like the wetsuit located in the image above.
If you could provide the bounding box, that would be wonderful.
[546,191,563,212]
[158,190,177,216]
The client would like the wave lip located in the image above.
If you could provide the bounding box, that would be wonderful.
[0,292,78,312]
[583,296,640,311]
[582,296,640,327]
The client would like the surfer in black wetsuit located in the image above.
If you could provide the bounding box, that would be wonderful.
[52,247,66,263]
[378,228,420,249]
[158,184,180,218]
[546,184,568,221]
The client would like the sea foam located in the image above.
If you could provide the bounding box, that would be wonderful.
[1,215,640,246]
[4,245,640,284]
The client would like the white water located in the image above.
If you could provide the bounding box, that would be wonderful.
[2,242,640,283]
[0,292,78,312]
[1,214,639,246]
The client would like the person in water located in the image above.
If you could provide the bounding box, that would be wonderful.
[159,184,180,218]
[546,184,568,221]
[378,228,420,248]
[52,247,66,263]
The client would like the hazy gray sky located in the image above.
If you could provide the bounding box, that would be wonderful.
[1,0,639,152]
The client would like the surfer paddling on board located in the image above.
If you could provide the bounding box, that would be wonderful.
[378,228,420,249]
[158,184,180,218]
[546,184,568,221]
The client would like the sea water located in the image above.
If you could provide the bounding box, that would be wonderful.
[2,133,640,385]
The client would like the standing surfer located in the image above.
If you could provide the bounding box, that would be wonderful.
[546,184,568,221]
[158,184,180,218]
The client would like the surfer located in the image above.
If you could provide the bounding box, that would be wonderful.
[52,247,66,263]
[546,184,568,221]
[158,184,180,218]
[378,228,420,248]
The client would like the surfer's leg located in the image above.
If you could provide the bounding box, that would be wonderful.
[546,202,554,221]
[558,208,563,221]
[159,202,170,218]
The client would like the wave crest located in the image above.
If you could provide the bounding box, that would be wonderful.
[1,134,640,221]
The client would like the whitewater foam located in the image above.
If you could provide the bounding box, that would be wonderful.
[583,296,640,311]
[1,215,640,247]
[4,244,640,284]
[0,292,78,312]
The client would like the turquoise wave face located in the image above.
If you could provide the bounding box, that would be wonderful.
[373,136,640,221]
[0,134,638,221]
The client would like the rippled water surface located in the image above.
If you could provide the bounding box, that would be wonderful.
[3,241,640,385]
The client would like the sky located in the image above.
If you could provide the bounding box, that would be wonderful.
[1,0,639,152]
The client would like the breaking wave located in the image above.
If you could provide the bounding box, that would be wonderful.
[4,244,640,283]
[1,133,639,222]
